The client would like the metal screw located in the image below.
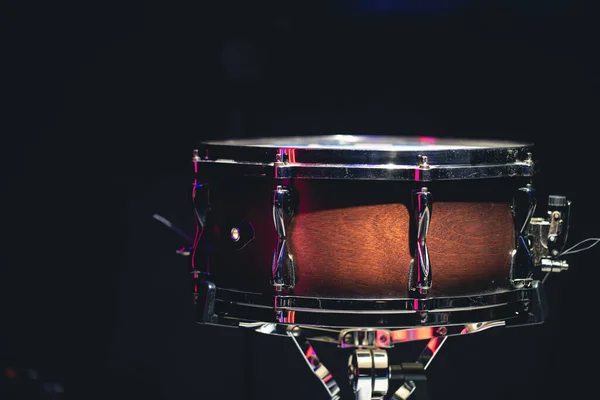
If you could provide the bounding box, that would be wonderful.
[275,153,284,166]
[344,333,354,344]
[230,227,241,242]
[290,326,303,337]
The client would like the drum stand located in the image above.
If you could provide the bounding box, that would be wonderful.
[286,327,443,400]
[238,320,513,400]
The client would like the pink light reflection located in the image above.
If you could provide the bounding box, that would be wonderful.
[419,136,436,144]
[305,345,316,360]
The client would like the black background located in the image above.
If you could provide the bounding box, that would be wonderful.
[2,1,599,399]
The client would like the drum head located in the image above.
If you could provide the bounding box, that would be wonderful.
[196,135,534,181]
[203,135,529,151]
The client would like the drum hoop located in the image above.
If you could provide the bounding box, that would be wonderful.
[208,286,537,329]
[196,136,534,181]
[195,159,533,181]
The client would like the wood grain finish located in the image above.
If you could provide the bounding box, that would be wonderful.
[205,178,516,298]
[289,203,411,297]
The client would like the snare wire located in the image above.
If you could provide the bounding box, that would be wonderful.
[543,237,600,284]
[520,197,537,235]
[558,237,600,256]
[542,272,550,284]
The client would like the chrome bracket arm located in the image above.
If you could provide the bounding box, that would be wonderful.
[288,326,342,400]
[409,187,432,295]
[389,337,446,400]
[272,185,297,292]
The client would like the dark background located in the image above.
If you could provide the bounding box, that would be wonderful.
[2,0,599,399]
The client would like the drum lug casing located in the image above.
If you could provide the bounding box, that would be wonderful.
[271,185,298,293]
[408,186,432,296]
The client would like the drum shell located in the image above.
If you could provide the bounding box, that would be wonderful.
[199,177,521,298]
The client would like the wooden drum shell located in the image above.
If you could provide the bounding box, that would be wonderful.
[203,177,519,299]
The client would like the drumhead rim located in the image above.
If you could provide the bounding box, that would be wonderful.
[195,135,535,181]
[200,135,533,151]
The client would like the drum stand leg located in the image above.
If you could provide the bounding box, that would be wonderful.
[287,326,343,400]
[388,336,446,400]
[289,325,446,400]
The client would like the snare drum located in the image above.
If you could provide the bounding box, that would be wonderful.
[191,135,544,329]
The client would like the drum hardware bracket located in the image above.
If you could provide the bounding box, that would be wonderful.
[348,337,446,400]
[340,329,393,349]
[275,152,286,166]
[511,184,536,288]
[527,194,571,273]
[282,324,443,400]
[196,280,218,323]
[417,155,430,170]
[287,326,343,400]
[409,187,432,296]
[271,185,297,293]
[191,174,211,278]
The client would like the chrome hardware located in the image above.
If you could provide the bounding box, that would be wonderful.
[527,195,571,272]
[391,381,416,400]
[230,227,240,242]
[409,187,432,296]
[528,218,550,265]
[547,195,570,255]
[213,284,544,329]
[388,337,446,399]
[192,148,209,162]
[274,153,285,167]
[191,157,212,305]
[416,336,446,369]
[191,180,211,277]
[271,185,297,292]
[225,220,255,250]
[241,320,506,347]
[511,184,536,287]
[349,349,389,400]
[196,135,534,181]
[348,337,445,399]
[340,329,393,349]
[417,155,430,169]
[540,258,569,273]
[196,281,217,323]
[287,327,342,400]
